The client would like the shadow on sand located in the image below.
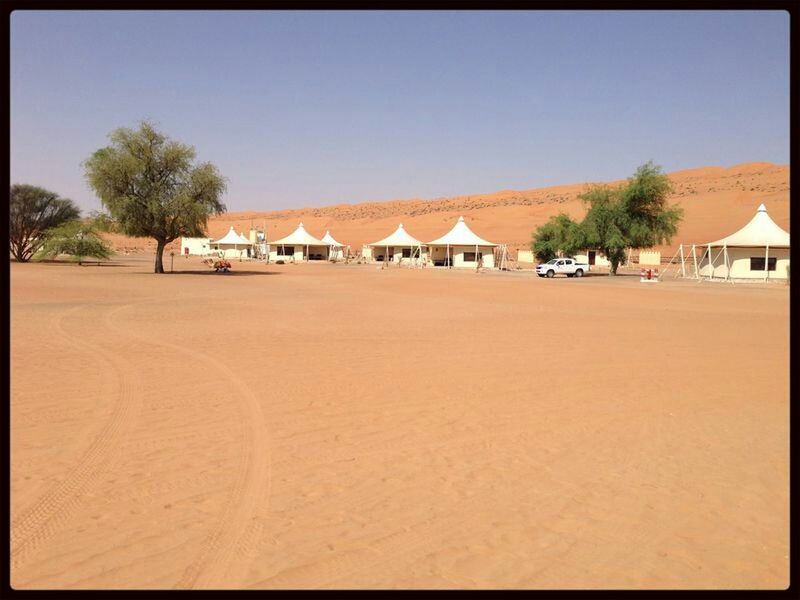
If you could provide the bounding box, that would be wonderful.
[13,259,133,268]
[153,269,282,277]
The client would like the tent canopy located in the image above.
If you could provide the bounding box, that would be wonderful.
[322,231,345,247]
[213,226,253,246]
[272,223,327,246]
[367,224,425,247]
[428,216,497,246]
[706,204,790,248]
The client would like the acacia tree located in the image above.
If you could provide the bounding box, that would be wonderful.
[87,210,119,233]
[83,121,226,273]
[9,184,81,262]
[35,220,112,265]
[618,161,682,250]
[578,185,629,275]
[581,162,683,275]
[531,162,683,275]
[530,213,583,262]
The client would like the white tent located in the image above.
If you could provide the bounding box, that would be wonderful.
[364,224,426,264]
[426,216,498,268]
[322,230,346,261]
[269,223,330,262]
[697,204,790,280]
[211,226,254,260]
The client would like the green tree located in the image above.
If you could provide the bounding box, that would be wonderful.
[619,161,683,250]
[83,121,227,273]
[88,210,119,233]
[531,162,684,275]
[530,213,583,262]
[581,162,682,275]
[9,184,81,262]
[578,185,629,275]
[35,220,112,265]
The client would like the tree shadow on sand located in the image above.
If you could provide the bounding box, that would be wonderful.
[12,259,132,268]
[152,269,282,277]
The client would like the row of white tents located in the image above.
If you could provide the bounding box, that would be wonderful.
[183,216,505,269]
[181,204,790,279]
[362,217,499,268]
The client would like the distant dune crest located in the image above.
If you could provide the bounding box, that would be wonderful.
[103,162,789,254]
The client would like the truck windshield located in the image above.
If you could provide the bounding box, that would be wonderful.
[546,259,558,265]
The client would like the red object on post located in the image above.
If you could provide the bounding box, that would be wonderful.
[647,269,652,280]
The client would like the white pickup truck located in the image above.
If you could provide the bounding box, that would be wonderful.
[536,257,589,278]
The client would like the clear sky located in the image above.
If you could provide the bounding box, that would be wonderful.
[11,10,789,214]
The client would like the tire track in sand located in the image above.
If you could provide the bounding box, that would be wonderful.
[11,302,149,569]
[106,300,273,590]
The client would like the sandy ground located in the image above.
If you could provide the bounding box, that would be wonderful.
[102,161,789,259]
[10,255,789,589]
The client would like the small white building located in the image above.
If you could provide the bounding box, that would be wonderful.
[573,250,611,268]
[426,216,497,269]
[517,249,535,263]
[180,236,213,257]
[209,226,254,260]
[637,250,662,266]
[322,230,347,262]
[268,223,330,262]
[365,224,427,265]
[698,204,790,280]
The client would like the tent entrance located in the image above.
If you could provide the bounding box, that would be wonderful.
[306,246,329,261]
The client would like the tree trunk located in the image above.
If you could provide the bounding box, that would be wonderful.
[154,239,166,273]
[10,242,30,262]
[607,250,619,276]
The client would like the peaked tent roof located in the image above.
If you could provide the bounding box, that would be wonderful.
[322,231,344,247]
[271,222,327,246]
[706,204,790,248]
[427,216,498,246]
[213,226,253,245]
[367,224,425,247]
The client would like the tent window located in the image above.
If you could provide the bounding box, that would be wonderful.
[750,257,777,271]
[277,246,294,256]
[464,252,482,262]
[401,248,412,258]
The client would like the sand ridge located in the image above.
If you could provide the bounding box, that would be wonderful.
[103,161,789,257]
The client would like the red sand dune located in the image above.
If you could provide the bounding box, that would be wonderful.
[102,162,789,258]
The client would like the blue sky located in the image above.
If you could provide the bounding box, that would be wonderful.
[11,10,789,213]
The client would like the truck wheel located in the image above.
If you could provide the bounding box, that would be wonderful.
[546,270,555,278]
[575,269,584,278]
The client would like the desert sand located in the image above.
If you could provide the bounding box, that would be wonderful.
[10,254,789,589]
[101,161,789,258]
